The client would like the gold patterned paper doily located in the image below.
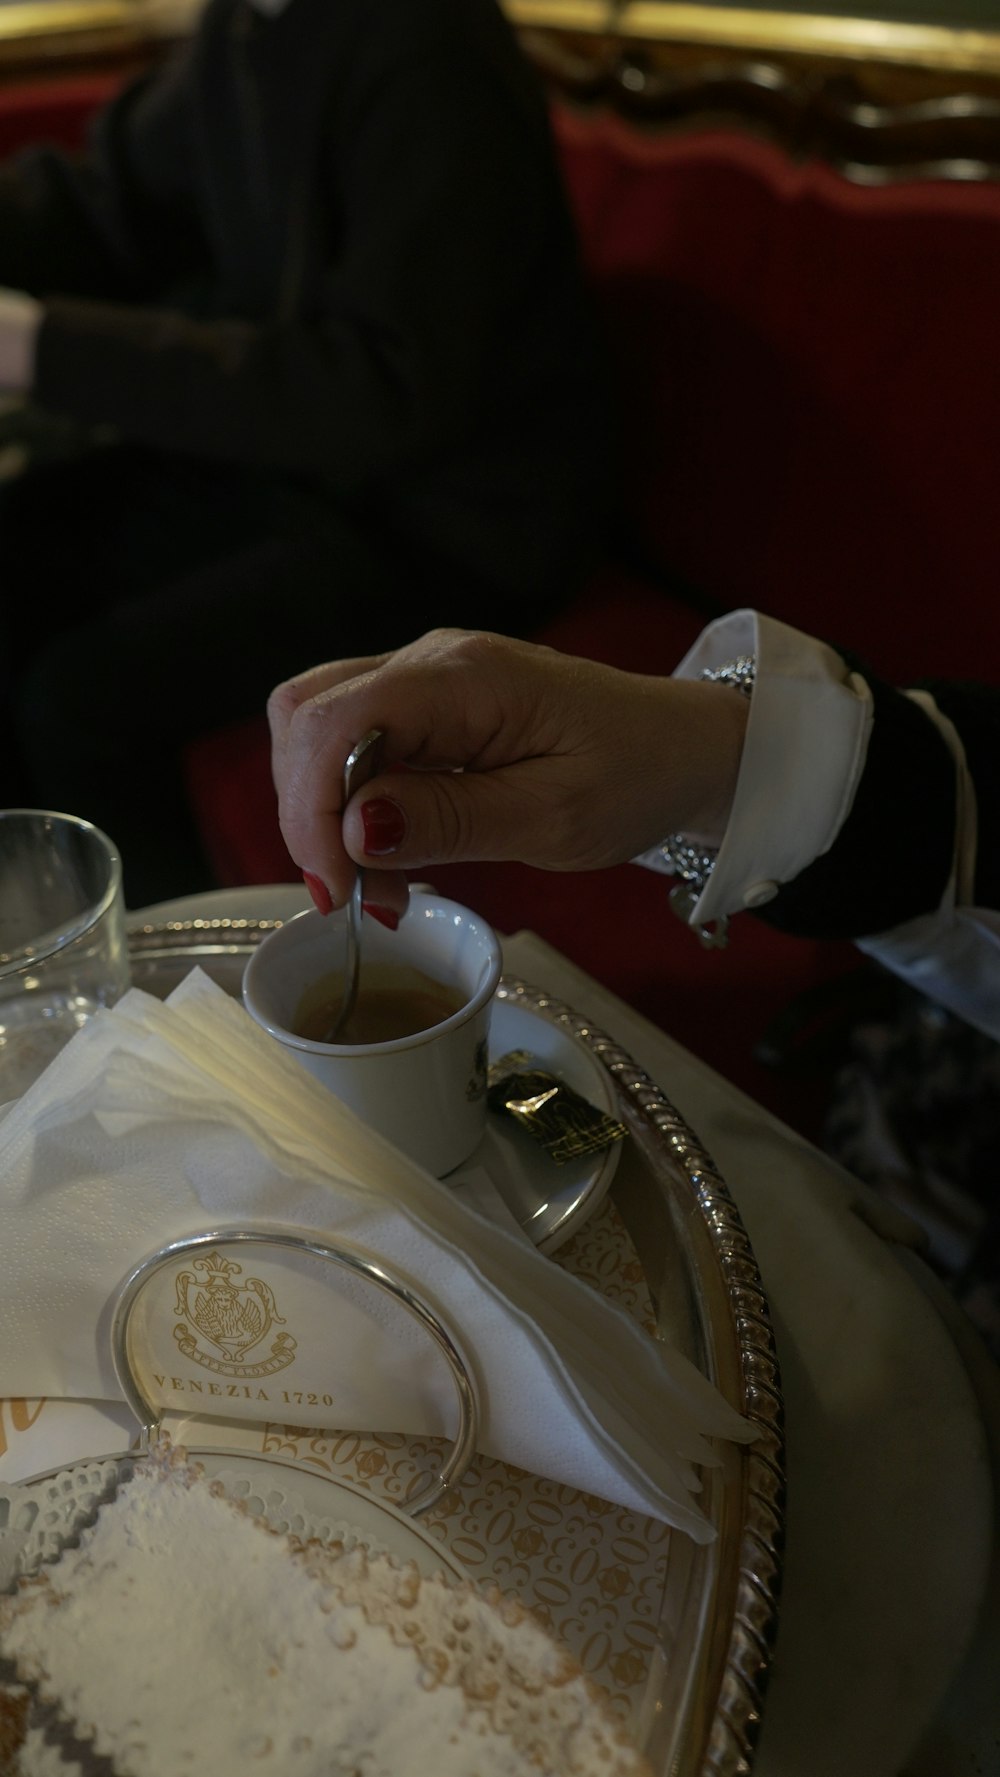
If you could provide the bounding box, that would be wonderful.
[0,1197,670,1725]
[215,1197,666,1723]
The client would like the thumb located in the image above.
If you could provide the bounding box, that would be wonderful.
[343,764,565,872]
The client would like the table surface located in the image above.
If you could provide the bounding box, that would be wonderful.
[130,885,1000,1777]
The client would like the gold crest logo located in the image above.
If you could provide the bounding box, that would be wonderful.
[172,1252,298,1379]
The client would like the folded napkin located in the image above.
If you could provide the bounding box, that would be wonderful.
[0,971,753,1541]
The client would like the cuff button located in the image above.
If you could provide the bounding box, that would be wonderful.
[743,880,779,908]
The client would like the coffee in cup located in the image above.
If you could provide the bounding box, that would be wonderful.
[294,962,465,1047]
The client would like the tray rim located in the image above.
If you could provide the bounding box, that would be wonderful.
[496,974,784,1777]
[125,915,784,1777]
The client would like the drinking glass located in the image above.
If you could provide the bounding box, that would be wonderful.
[0,809,130,1101]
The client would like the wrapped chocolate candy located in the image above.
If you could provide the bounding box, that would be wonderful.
[487,1051,627,1164]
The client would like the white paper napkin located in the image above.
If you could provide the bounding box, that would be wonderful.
[0,971,753,1540]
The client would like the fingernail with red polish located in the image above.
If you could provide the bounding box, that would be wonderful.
[361,798,406,857]
[303,870,333,916]
[362,902,400,932]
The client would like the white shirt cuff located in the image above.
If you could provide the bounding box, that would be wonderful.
[637,608,874,925]
[637,611,1000,1035]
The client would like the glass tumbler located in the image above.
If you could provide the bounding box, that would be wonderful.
[0,809,130,1101]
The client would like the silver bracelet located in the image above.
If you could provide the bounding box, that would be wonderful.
[660,653,756,949]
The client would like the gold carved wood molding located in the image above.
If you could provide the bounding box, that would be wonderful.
[0,0,196,77]
[1,0,999,180]
[502,2,1000,180]
[505,1,1000,74]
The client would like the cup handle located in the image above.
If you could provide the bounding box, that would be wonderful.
[110,1226,479,1517]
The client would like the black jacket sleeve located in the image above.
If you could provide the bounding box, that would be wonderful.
[26,0,588,502]
[755,659,1000,941]
[0,56,201,302]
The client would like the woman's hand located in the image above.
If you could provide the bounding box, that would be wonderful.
[267,629,749,916]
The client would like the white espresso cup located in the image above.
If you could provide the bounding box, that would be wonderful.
[242,892,502,1177]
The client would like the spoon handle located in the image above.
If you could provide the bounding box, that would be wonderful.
[323,727,384,1042]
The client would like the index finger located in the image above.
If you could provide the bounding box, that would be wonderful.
[267,651,392,771]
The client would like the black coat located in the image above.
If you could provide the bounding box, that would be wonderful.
[0,0,606,595]
[761,664,999,938]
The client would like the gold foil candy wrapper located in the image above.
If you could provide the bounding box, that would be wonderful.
[486,1051,627,1165]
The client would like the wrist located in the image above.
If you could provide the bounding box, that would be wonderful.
[659,654,756,947]
[657,669,752,845]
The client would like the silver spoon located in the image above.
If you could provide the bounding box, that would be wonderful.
[321,726,385,1043]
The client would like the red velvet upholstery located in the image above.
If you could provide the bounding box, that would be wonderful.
[555,111,1000,682]
[4,78,995,1132]
[0,75,123,157]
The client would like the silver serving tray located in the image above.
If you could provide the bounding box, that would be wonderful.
[126,917,784,1777]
